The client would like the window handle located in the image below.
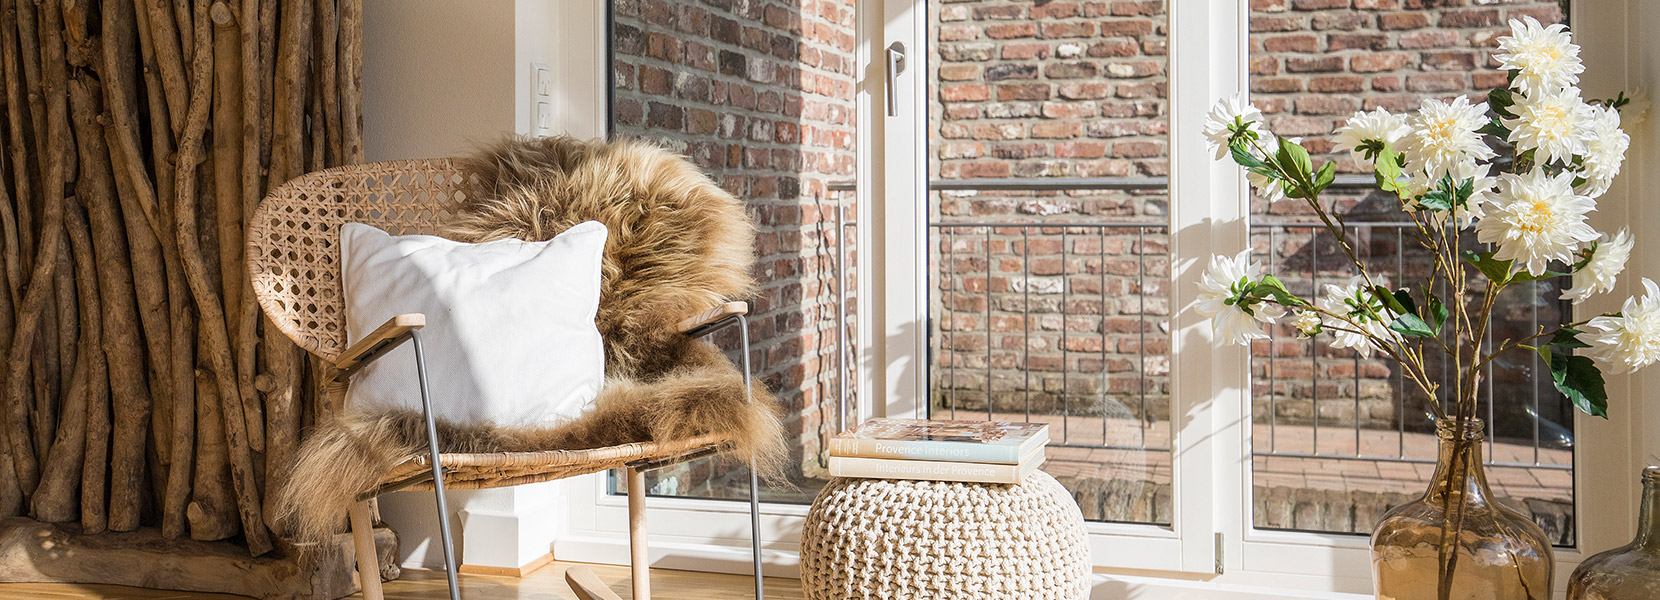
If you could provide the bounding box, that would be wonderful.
[885,42,907,117]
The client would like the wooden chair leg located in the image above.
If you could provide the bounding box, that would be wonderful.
[628,466,650,600]
[349,501,386,600]
[565,566,625,600]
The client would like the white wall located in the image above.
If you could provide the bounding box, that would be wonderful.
[361,0,606,571]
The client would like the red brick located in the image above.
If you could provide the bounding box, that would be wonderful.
[1112,141,1162,157]
[1420,50,1477,71]
[1263,34,1318,53]
[1378,13,1429,30]
[1029,2,1080,18]
[958,161,1013,178]
[1352,0,1401,8]
[1308,75,1365,92]
[1349,52,1411,73]
[1252,77,1304,93]
[1041,21,1096,38]
[1000,43,1050,60]
[1252,0,1289,10]
[1286,56,1344,72]
[1054,141,1107,158]
[1251,56,1281,75]
[1312,12,1369,30]
[997,83,1051,101]
[1293,0,1349,8]
[1045,62,1099,79]
[1370,75,1402,92]
[1031,121,1083,139]
[1294,95,1360,115]
[1471,71,1509,90]
[985,23,1038,39]
[1328,33,1389,51]
[1087,39,1139,58]
[938,65,982,81]
[937,25,979,41]
[1405,73,1464,92]
[1058,82,1112,100]
[1250,16,1305,33]
[1099,19,1155,37]
[940,84,991,102]
[1438,9,1499,28]
[1400,30,1458,48]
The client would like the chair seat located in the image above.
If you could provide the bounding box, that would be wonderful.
[360,434,731,500]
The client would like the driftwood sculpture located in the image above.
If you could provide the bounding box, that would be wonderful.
[0,0,371,595]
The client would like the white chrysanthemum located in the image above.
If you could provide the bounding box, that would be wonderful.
[1562,229,1633,304]
[1399,96,1496,181]
[1578,104,1629,198]
[1203,93,1265,161]
[1316,275,1398,358]
[1195,249,1285,345]
[1504,88,1593,165]
[1293,311,1322,337]
[1475,170,1598,277]
[1581,278,1660,373]
[1493,16,1584,97]
[1333,108,1410,165]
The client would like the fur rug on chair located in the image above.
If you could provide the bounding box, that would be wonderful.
[275,136,785,545]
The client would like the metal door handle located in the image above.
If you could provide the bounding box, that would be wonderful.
[885,42,906,117]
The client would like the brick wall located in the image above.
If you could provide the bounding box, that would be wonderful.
[611,0,858,500]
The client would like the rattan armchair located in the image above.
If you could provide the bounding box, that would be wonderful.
[247,159,763,600]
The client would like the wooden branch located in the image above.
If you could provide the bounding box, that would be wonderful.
[316,0,339,166]
[31,198,96,523]
[142,0,189,135]
[173,0,270,555]
[3,0,72,501]
[211,0,262,454]
[338,0,362,163]
[188,366,236,541]
[0,0,38,272]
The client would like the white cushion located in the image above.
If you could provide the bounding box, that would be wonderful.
[340,221,608,426]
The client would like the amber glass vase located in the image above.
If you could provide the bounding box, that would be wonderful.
[1567,466,1660,599]
[1370,420,1554,600]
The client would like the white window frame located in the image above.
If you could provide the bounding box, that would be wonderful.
[561,0,1646,596]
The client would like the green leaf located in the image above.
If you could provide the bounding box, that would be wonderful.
[1509,268,1571,283]
[1230,142,1269,172]
[1276,137,1314,187]
[1371,286,1415,316]
[1548,327,1590,350]
[1389,313,1438,338]
[1418,189,1454,211]
[1488,88,1518,119]
[1427,293,1448,331]
[1253,274,1309,307]
[1550,349,1608,419]
[1313,161,1337,194]
[1462,250,1515,285]
[1478,118,1511,139]
[1373,145,1406,198]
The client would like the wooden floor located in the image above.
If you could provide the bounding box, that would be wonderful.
[0,561,805,599]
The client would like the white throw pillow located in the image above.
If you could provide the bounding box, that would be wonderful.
[340,221,608,426]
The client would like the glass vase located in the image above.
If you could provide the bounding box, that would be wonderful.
[1567,466,1660,599]
[1370,419,1554,600]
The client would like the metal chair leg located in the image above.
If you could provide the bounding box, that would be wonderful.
[737,316,764,600]
[412,331,462,600]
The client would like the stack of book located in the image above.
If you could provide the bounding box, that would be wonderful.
[827,419,1049,484]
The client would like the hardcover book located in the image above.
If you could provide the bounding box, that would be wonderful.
[827,446,1045,484]
[828,419,1049,464]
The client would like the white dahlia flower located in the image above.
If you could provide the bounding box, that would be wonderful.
[1196,250,1285,345]
[1333,108,1410,165]
[1316,275,1398,358]
[1293,310,1323,338]
[1493,16,1584,97]
[1203,93,1265,161]
[1475,170,1598,277]
[1577,104,1629,198]
[1504,88,1593,165]
[1399,96,1496,182]
[1581,278,1660,374]
[1562,229,1633,304]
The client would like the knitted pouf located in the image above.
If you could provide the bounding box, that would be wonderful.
[799,471,1091,600]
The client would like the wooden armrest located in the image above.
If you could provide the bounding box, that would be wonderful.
[565,566,624,600]
[334,313,426,372]
[677,301,748,334]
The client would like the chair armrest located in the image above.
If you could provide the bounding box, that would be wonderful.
[677,301,748,337]
[332,313,426,379]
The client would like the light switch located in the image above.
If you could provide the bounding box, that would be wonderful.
[536,102,553,130]
[535,66,552,97]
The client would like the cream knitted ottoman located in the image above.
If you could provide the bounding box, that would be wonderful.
[799,471,1091,600]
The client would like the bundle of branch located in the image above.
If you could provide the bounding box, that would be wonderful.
[0,0,364,557]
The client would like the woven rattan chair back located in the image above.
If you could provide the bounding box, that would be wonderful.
[247,159,470,362]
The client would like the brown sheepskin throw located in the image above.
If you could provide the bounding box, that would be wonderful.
[275,136,785,545]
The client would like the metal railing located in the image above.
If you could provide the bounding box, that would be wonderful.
[930,220,1171,454]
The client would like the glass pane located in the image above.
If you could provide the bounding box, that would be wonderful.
[608,0,860,503]
[1247,3,1575,545]
[928,0,1172,524]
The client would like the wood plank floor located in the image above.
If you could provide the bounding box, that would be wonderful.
[0,561,805,599]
